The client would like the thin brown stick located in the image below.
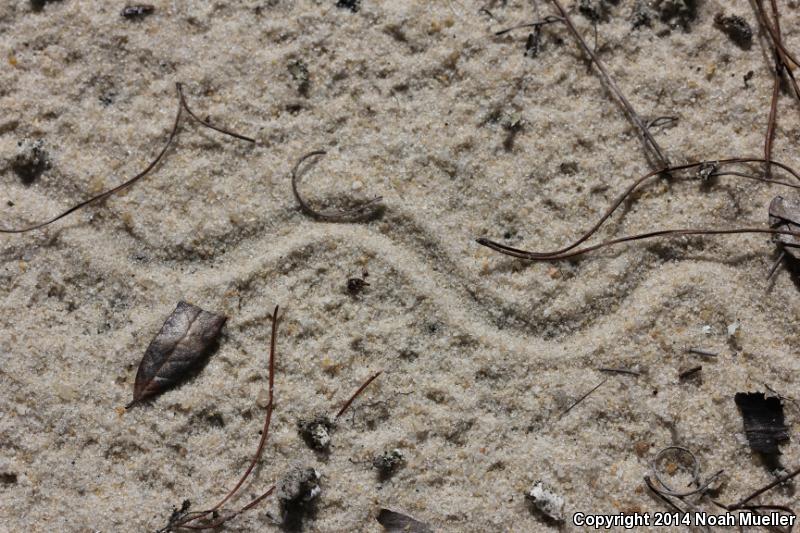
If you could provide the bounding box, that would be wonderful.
[176,83,256,143]
[335,371,383,420]
[596,367,641,376]
[175,306,280,530]
[477,158,800,261]
[1,83,253,234]
[557,378,607,420]
[546,0,669,169]
[494,16,564,35]
[291,151,383,222]
[728,465,800,510]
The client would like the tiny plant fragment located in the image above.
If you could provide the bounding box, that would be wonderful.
[734,392,789,456]
[121,4,155,19]
[128,301,226,408]
[376,508,433,533]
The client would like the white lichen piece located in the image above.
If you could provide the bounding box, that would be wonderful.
[526,481,565,523]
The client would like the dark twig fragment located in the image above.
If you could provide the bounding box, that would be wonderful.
[291,151,383,222]
[678,366,702,380]
[546,0,670,169]
[596,367,641,376]
[687,347,718,358]
[557,378,607,420]
[128,302,226,408]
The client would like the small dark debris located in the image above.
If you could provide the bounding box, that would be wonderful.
[744,70,754,88]
[373,449,405,478]
[278,466,321,530]
[0,472,18,484]
[121,4,155,19]
[579,0,611,22]
[714,14,752,49]
[336,0,361,12]
[30,0,62,11]
[525,31,541,59]
[678,365,702,380]
[377,508,432,533]
[12,139,50,185]
[632,0,656,29]
[347,277,370,295]
[735,392,789,456]
[298,415,334,451]
[696,161,719,181]
[560,161,579,175]
[656,0,698,30]
[288,60,310,97]
[6,201,14,207]
[156,499,191,533]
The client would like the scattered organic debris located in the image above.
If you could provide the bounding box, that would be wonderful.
[734,392,789,456]
[0,83,254,234]
[477,158,800,261]
[497,1,669,168]
[12,139,50,185]
[376,508,432,533]
[557,378,607,420]
[678,365,702,380]
[526,481,565,523]
[726,464,800,510]
[336,0,360,12]
[645,447,723,518]
[373,449,405,479]
[291,151,384,222]
[750,0,800,178]
[164,306,382,532]
[159,306,280,531]
[298,415,335,452]
[656,0,698,30]
[121,4,155,19]
[347,271,370,295]
[768,195,800,276]
[714,13,753,49]
[687,347,718,358]
[298,371,383,451]
[278,466,321,530]
[287,60,310,96]
[156,500,192,533]
[29,0,61,11]
[127,302,226,408]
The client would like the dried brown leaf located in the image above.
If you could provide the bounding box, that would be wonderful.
[377,508,433,533]
[128,301,226,407]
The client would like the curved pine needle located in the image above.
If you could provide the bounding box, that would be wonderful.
[291,151,384,222]
[176,83,256,143]
[175,306,280,530]
[1,83,254,234]
[478,227,800,261]
[477,158,800,261]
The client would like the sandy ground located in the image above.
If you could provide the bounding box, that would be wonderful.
[1,0,799,531]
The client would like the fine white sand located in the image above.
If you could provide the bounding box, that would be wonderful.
[1,1,798,531]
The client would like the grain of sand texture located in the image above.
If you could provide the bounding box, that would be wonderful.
[1,0,799,532]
